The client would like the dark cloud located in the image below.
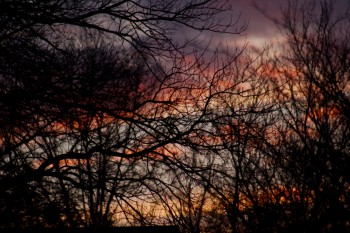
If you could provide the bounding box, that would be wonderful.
[233,0,287,48]
[231,0,349,49]
[171,0,349,53]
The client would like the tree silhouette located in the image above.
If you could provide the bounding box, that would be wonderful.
[0,0,246,228]
[258,1,350,232]
[3,0,350,232]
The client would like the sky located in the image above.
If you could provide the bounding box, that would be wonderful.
[175,0,289,55]
[225,0,349,50]
[234,0,285,48]
[172,0,286,53]
[161,0,349,61]
[194,0,289,52]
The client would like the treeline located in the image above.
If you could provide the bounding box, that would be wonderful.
[0,0,350,232]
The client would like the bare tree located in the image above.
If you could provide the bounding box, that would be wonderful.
[256,1,350,232]
[0,0,257,230]
[0,0,246,62]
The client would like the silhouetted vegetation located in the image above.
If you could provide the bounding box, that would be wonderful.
[1,0,349,232]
